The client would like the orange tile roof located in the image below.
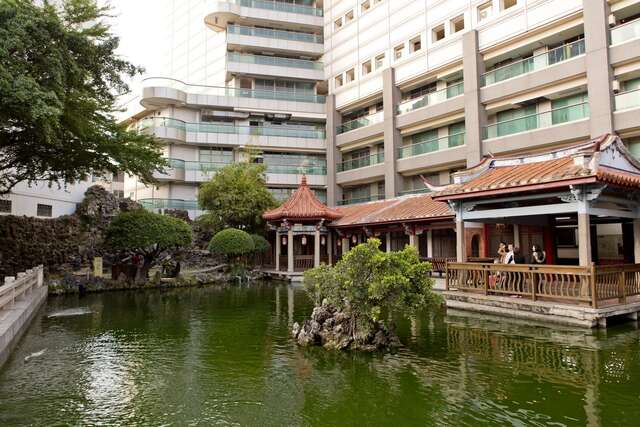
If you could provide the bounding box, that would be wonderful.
[432,134,640,201]
[331,194,453,227]
[263,176,342,222]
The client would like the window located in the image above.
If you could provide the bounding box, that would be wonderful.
[375,53,385,69]
[37,204,52,217]
[345,10,354,23]
[432,24,445,42]
[345,68,355,83]
[0,199,11,214]
[334,17,343,31]
[362,59,372,76]
[335,74,343,88]
[410,36,422,53]
[501,0,517,11]
[452,15,465,33]
[361,0,370,12]
[394,44,405,60]
[478,1,492,22]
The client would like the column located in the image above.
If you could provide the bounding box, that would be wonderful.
[314,229,321,267]
[634,220,640,263]
[462,30,487,167]
[287,228,294,273]
[382,68,402,198]
[326,95,343,206]
[578,212,592,266]
[583,0,615,137]
[342,237,350,255]
[427,229,433,258]
[455,203,467,262]
[275,232,281,271]
[386,232,392,252]
[513,224,520,248]
[409,232,419,252]
[327,233,333,265]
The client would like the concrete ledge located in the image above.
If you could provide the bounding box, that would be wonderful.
[0,286,48,367]
[443,291,640,329]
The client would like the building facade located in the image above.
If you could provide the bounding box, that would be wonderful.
[125,0,328,218]
[324,0,640,206]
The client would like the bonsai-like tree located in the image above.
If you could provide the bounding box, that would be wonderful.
[197,163,277,233]
[208,228,255,262]
[302,238,437,347]
[0,0,166,194]
[106,210,192,281]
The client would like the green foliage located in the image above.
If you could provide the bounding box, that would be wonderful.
[208,228,255,257]
[0,0,166,194]
[197,163,277,233]
[304,239,437,324]
[250,234,270,253]
[106,210,192,255]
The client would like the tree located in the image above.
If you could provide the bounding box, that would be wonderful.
[250,234,270,254]
[0,0,166,194]
[302,238,438,346]
[197,162,277,233]
[208,228,255,260]
[106,209,192,281]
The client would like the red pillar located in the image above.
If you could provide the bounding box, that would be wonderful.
[483,224,490,258]
[544,225,555,264]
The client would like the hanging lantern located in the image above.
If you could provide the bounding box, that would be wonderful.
[282,236,287,246]
[495,223,506,233]
[337,239,342,247]
[321,236,326,246]
[352,235,357,244]
[301,235,307,245]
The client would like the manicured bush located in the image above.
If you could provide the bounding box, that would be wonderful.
[250,234,270,253]
[208,228,255,258]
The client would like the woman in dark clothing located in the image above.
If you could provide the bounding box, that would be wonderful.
[531,244,546,264]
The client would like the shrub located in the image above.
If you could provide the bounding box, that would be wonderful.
[250,234,270,253]
[208,228,255,258]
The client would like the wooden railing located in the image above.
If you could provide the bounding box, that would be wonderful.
[1,265,44,312]
[279,256,288,271]
[294,255,314,271]
[445,262,640,308]
[422,257,457,276]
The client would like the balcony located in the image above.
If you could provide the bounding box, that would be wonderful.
[397,82,464,115]
[206,0,323,33]
[226,52,324,80]
[481,39,585,87]
[336,111,384,135]
[337,153,384,172]
[226,25,323,56]
[399,188,431,196]
[228,24,322,44]
[483,102,590,140]
[615,88,640,111]
[398,132,465,159]
[337,194,385,206]
[266,164,326,175]
[139,198,200,211]
[611,17,640,46]
[142,77,325,104]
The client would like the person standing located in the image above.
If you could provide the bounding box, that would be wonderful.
[504,243,515,264]
[531,244,546,264]
[497,242,507,264]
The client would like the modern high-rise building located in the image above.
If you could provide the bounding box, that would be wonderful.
[125,0,328,218]
[323,0,640,206]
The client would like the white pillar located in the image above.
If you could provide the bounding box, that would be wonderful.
[386,232,392,252]
[409,233,418,251]
[314,230,321,267]
[427,229,433,257]
[456,220,466,262]
[578,213,592,266]
[327,233,333,265]
[342,237,350,254]
[513,224,520,248]
[287,228,294,273]
[634,220,640,263]
[275,232,281,271]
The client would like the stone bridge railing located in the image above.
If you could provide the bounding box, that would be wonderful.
[1,265,44,312]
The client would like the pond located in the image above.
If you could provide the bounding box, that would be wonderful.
[1,283,639,426]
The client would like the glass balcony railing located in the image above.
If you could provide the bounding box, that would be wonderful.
[399,188,431,196]
[398,132,465,159]
[165,158,326,175]
[139,117,326,139]
[481,39,585,86]
[227,52,323,70]
[336,110,384,134]
[233,0,323,17]
[482,102,590,139]
[266,164,327,175]
[615,88,640,111]
[142,77,326,103]
[227,24,322,44]
[397,82,464,115]
[337,194,385,206]
[139,198,200,210]
[337,152,385,172]
[611,17,640,45]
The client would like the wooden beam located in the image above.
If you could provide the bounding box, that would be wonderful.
[462,203,579,220]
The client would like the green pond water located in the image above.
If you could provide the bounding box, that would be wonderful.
[1,284,640,426]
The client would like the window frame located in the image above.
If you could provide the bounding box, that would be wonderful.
[432,24,446,43]
[0,199,11,214]
[36,203,52,218]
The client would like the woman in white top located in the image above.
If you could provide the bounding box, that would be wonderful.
[504,243,515,264]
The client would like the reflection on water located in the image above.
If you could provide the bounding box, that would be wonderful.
[1,284,640,426]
